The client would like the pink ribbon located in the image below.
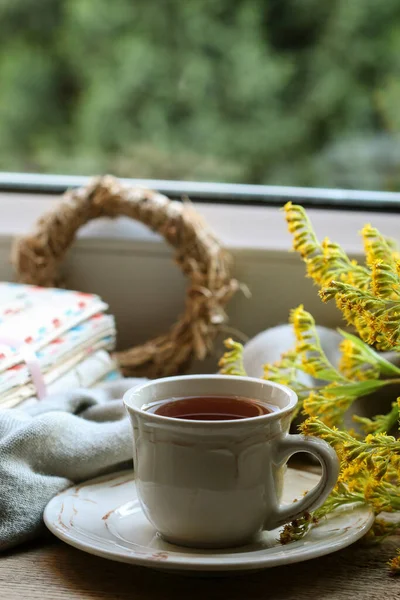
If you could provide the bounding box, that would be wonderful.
[0,337,47,400]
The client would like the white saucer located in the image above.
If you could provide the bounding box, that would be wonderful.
[44,469,373,573]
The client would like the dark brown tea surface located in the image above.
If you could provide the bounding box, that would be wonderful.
[143,395,275,421]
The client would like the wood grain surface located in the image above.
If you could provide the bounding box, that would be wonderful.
[1,535,399,600]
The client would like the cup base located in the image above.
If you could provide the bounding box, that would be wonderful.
[159,532,256,550]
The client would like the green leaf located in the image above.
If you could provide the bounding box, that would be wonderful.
[338,329,400,377]
[353,401,399,434]
[313,368,346,382]
[326,379,389,398]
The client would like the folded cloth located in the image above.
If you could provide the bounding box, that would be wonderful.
[0,377,145,551]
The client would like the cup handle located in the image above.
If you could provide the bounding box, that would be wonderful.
[264,434,340,530]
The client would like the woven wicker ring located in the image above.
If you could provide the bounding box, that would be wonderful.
[12,176,239,378]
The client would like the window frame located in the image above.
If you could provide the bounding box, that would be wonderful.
[1,171,400,212]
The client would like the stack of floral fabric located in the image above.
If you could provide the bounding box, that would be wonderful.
[0,282,120,407]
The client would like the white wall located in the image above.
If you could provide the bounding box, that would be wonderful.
[1,193,398,373]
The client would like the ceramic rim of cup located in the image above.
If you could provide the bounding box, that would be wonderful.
[123,374,298,427]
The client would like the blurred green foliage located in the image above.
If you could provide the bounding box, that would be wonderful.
[1,0,400,189]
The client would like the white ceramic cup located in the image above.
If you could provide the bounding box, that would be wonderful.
[124,375,339,548]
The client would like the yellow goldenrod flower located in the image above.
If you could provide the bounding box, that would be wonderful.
[388,551,400,575]
[371,260,400,299]
[218,338,247,376]
[284,203,370,289]
[222,205,400,572]
[366,518,400,544]
[361,224,398,270]
[289,305,347,383]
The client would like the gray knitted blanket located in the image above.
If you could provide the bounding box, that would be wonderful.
[0,378,144,550]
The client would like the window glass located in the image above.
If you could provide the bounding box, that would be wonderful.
[1,1,399,191]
